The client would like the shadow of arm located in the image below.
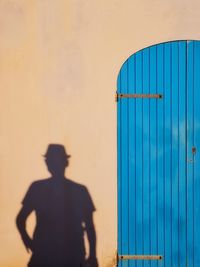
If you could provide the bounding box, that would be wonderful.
[85,213,98,267]
[16,205,34,253]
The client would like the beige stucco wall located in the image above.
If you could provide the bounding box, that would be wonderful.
[1,0,200,266]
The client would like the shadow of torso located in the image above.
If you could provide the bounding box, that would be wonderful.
[23,178,95,267]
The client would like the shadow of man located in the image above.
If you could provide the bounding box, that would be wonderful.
[16,144,98,267]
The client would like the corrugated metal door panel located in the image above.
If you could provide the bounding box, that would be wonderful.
[117,40,200,267]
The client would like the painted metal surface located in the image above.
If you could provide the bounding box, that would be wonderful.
[117,40,200,267]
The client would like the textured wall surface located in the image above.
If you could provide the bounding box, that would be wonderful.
[0,0,200,266]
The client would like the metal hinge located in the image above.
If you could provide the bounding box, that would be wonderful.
[115,252,163,266]
[118,255,163,260]
[115,93,163,102]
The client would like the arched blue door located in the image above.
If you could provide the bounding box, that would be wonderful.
[117,40,200,267]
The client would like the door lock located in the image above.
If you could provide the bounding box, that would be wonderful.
[192,147,196,155]
[187,147,197,163]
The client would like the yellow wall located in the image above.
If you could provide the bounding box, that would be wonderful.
[1,0,200,266]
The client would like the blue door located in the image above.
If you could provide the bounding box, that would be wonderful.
[117,40,200,267]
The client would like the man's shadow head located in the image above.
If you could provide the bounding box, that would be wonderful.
[43,144,71,176]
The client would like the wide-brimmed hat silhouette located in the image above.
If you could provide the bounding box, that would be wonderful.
[43,144,71,159]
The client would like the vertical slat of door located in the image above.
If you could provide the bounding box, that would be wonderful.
[128,55,136,267]
[149,45,157,267]
[194,40,200,267]
[171,42,179,267]
[178,41,187,267]
[164,42,172,267]
[117,71,122,267]
[120,61,129,267]
[135,51,143,267]
[157,43,164,267]
[187,40,194,267]
[142,48,150,267]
